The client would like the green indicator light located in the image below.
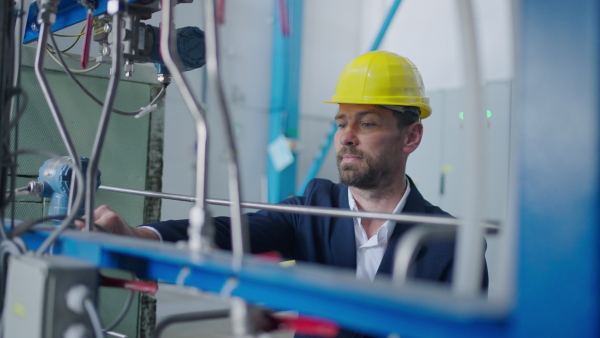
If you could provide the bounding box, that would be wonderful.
[459,112,464,120]
[486,110,492,118]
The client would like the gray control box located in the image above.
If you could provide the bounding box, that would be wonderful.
[3,255,98,338]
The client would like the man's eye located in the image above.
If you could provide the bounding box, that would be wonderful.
[362,123,375,127]
[337,123,346,128]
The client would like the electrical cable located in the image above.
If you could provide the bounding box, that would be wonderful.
[5,90,28,133]
[153,309,229,338]
[84,298,105,338]
[46,47,101,73]
[102,286,135,332]
[52,32,85,37]
[48,33,167,116]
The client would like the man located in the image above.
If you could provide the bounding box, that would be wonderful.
[88,51,487,337]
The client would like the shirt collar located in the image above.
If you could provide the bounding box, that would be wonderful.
[348,177,411,245]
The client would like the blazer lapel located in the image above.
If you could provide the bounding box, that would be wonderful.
[330,186,357,269]
[377,177,426,276]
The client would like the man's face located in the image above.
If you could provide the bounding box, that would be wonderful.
[334,104,405,189]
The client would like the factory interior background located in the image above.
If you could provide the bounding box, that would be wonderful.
[2,0,598,337]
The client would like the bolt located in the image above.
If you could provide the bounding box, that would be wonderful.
[103,23,112,33]
[102,46,111,56]
[157,73,172,84]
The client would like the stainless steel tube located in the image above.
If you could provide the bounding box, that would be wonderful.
[159,0,209,255]
[84,1,123,231]
[98,185,500,231]
[34,11,81,216]
[392,225,456,286]
[203,0,248,271]
[453,0,487,297]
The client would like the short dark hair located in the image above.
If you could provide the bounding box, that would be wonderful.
[381,106,421,130]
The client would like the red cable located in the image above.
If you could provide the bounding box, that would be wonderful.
[278,0,289,36]
[100,275,159,294]
[217,0,226,25]
[80,10,94,69]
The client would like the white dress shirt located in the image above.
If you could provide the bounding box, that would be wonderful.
[349,179,410,281]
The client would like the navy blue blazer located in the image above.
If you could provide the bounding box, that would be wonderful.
[144,178,488,337]
[146,177,466,282]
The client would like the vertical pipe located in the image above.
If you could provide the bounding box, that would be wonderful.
[84,0,123,231]
[452,0,486,297]
[267,0,303,203]
[33,21,80,169]
[203,0,248,268]
[34,0,82,218]
[159,0,209,253]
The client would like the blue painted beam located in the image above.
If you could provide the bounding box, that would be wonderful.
[267,0,303,203]
[23,0,140,44]
[21,229,506,337]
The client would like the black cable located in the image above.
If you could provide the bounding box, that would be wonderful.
[102,283,136,332]
[48,33,168,117]
[153,309,230,338]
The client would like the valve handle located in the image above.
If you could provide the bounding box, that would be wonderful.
[81,10,94,69]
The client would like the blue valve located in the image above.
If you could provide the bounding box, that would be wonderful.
[37,157,101,224]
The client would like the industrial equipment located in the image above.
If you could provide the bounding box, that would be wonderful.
[26,157,100,224]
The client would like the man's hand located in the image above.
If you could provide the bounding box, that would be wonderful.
[75,205,159,240]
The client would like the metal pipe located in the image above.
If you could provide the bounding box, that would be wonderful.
[84,0,123,231]
[159,0,209,255]
[33,2,81,216]
[452,0,487,297]
[392,225,456,286]
[98,185,500,231]
[203,0,248,270]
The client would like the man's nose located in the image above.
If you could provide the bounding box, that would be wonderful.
[338,126,358,146]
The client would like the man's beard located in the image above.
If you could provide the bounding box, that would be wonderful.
[336,147,392,189]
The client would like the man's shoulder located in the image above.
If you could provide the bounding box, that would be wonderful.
[302,178,348,207]
[406,176,452,217]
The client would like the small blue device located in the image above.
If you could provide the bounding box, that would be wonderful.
[37,157,101,224]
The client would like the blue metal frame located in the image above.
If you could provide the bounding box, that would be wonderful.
[267,0,303,203]
[22,0,139,44]
[297,0,402,195]
[21,229,505,337]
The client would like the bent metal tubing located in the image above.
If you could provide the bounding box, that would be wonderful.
[159,0,209,255]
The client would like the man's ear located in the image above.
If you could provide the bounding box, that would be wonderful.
[403,121,423,154]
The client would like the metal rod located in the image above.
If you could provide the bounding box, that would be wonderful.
[392,225,456,286]
[159,0,209,255]
[203,0,248,270]
[34,7,82,217]
[84,1,123,231]
[453,0,487,297]
[98,185,500,231]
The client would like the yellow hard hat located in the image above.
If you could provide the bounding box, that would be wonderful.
[325,51,432,119]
